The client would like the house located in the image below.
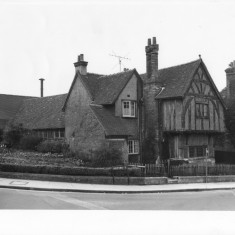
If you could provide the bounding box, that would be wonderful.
[0,37,228,163]
[141,38,226,161]
[14,94,66,139]
[0,94,34,140]
[62,54,143,162]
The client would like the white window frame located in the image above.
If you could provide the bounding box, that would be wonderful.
[128,140,139,154]
[122,100,136,117]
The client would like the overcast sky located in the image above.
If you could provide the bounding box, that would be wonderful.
[1,0,235,97]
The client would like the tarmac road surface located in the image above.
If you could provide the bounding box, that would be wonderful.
[1,188,235,210]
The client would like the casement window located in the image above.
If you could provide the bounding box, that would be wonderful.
[189,145,207,158]
[36,129,65,139]
[122,101,136,117]
[196,103,209,118]
[128,140,139,154]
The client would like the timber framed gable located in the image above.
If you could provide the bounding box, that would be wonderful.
[182,63,225,132]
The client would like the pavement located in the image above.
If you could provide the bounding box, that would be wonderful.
[1,177,235,193]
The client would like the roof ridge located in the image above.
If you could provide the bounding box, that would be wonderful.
[0,94,36,98]
[97,69,135,79]
[140,59,201,76]
[159,59,201,72]
[87,72,104,76]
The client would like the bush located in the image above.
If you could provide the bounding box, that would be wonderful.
[19,134,43,151]
[37,139,69,154]
[3,124,27,148]
[63,150,92,165]
[91,145,123,167]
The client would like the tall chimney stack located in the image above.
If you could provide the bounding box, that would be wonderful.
[74,54,88,75]
[39,78,45,98]
[145,37,159,82]
[225,61,235,100]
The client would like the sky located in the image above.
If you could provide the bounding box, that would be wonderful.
[1,0,235,97]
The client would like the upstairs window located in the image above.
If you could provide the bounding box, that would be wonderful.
[122,101,136,117]
[128,140,139,154]
[196,103,209,118]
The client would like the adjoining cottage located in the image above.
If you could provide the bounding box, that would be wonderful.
[0,37,230,163]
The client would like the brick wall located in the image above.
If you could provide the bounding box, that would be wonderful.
[65,75,106,154]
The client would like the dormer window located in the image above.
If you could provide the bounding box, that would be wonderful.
[122,100,136,117]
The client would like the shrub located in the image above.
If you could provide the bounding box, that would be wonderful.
[19,134,43,151]
[3,124,27,148]
[63,150,92,165]
[37,139,69,154]
[91,145,123,167]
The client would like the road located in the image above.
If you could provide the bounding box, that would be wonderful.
[1,188,235,210]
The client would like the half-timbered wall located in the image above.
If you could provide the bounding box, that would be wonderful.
[162,65,225,133]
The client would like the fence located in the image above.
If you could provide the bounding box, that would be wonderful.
[144,163,235,177]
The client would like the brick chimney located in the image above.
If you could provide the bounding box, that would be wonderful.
[74,54,88,75]
[143,37,162,162]
[225,61,235,99]
[145,37,159,82]
[39,78,45,97]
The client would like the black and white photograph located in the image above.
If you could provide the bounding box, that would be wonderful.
[0,0,235,234]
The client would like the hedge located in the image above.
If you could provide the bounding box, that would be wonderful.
[0,163,142,177]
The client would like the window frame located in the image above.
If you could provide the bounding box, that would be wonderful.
[122,100,136,118]
[189,145,207,158]
[128,140,139,154]
[195,103,209,119]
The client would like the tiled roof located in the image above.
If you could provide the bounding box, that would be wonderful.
[0,94,34,129]
[90,104,138,137]
[93,69,136,105]
[63,69,136,109]
[141,59,201,99]
[14,94,67,130]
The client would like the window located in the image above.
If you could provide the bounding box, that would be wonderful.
[189,145,207,157]
[128,140,139,154]
[196,103,209,118]
[122,101,136,117]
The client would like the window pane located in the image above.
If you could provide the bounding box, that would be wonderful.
[55,131,59,138]
[189,147,195,157]
[134,140,139,154]
[204,104,208,117]
[60,130,65,138]
[196,146,203,157]
[128,140,133,153]
[123,101,130,116]
[131,102,135,117]
[196,104,200,117]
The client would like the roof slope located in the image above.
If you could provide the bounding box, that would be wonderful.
[0,94,34,129]
[63,69,136,109]
[14,94,67,129]
[93,69,136,105]
[90,104,138,137]
[141,59,201,99]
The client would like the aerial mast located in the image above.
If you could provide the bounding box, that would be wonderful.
[109,53,130,72]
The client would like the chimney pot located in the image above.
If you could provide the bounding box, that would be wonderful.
[80,54,84,61]
[145,36,159,81]
[39,78,45,98]
[153,37,156,45]
[74,54,88,75]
